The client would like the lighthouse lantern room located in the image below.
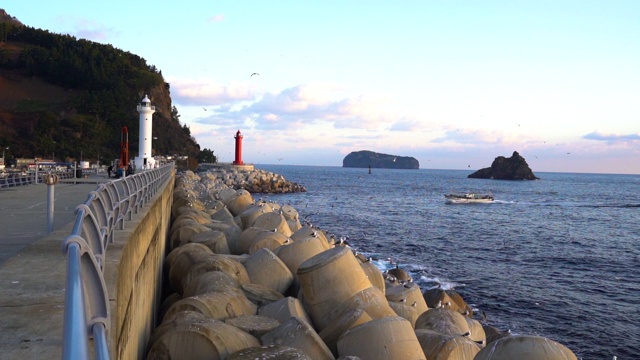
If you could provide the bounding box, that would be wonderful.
[134,95,156,170]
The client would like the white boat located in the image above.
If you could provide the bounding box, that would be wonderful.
[444,193,494,204]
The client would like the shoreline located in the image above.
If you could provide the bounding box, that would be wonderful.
[146,169,579,359]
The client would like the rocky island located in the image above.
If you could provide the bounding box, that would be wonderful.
[343,150,419,169]
[468,151,539,180]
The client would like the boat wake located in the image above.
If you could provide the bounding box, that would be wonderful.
[491,200,640,208]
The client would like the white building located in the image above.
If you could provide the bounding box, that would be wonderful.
[133,95,156,170]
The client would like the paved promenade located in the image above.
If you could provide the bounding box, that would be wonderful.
[0,176,110,264]
[0,175,110,359]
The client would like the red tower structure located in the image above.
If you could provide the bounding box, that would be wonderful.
[233,130,244,165]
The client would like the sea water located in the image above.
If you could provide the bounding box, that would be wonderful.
[256,165,640,359]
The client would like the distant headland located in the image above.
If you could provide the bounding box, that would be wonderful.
[343,150,419,169]
[468,151,539,180]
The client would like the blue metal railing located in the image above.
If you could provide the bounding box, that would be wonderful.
[60,163,174,360]
[0,170,77,189]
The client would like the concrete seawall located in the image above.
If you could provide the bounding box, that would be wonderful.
[104,173,174,360]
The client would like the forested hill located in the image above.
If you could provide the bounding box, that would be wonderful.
[0,10,201,165]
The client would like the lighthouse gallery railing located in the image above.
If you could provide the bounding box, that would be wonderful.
[61,163,174,360]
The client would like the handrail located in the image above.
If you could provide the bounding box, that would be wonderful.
[60,163,175,360]
[0,170,77,189]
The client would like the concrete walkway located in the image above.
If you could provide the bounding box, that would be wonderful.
[0,175,110,358]
[0,178,108,264]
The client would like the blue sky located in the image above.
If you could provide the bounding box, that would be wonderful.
[4,1,640,174]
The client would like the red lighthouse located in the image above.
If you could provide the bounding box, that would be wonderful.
[233,130,244,165]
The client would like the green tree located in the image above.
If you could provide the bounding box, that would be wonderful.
[198,148,217,163]
[171,106,180,123]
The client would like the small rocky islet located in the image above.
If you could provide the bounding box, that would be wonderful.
[343,150,420,170]
[146,168,579,359]
[468,151,539,180]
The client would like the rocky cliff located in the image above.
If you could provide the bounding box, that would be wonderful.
[468,151,539,180]
[0,10,200,164]
[343,150,419,169]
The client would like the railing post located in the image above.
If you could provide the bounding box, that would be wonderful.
[43,173,60,234]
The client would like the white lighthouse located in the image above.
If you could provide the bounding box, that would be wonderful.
[134,94,156,170]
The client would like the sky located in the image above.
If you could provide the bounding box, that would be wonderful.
[4,1,640,174]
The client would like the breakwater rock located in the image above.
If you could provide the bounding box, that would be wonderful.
[196,166,306,193]
[146,171,578,359]
[468,151,539,180]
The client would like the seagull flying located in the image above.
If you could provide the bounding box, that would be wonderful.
[251,72,259,77]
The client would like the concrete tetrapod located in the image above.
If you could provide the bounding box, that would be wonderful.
[223,189,254,216]
[188,230,231,254]
[210,206,234,222]
[224,314,281,338]
[167,247,215,294]
[385,281,429,317]
[483,324,512,345]
[464,316,487,346]
[215,187,238,203]
[173,254,251,296]
[239,283,285,307]
[163,290,258,323]
[415,307,471,337]
[475,335,577,360]
[319,286,397,328]
[414,328,481,360]
[239,203,275,230]
[360,260,386,293]
[172,210,212,226]
[243,248,294,294]
[423,288,473,317]
[164,242,213,276]
[280,204,299,221]
[237,227,291,255]
[146,310,209,354]
[169,221,212,250]
[286,218,302,233]
[276,236,331,286]
[252,211,293,236]
[182,270,241,298]
[296,246,374,330]
[261,316,335,360]
[290,225,332,247]
[337,316,426,360]
[237,227,270,252]
[388,301,419,327]
[146,316,260,360]
[474,335,578,360]
[257,296,314,327]
[318,307,372,357]
[228,345,313,360]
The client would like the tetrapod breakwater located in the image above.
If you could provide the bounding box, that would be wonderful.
[196,165,307,194]
[147,169,579,359]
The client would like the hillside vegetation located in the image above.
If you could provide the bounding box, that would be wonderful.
[0,10,204,167]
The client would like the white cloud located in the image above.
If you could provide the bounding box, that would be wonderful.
[583,131,640,143]
[208,14,224,22]
[193,83,405,131]
[170,79,259,106]
[56,16,118,41]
